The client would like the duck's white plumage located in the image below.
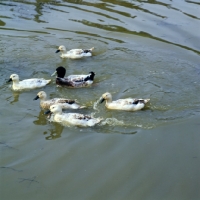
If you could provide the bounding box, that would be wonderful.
[8,74,51,91]
[55,45,94,59]
[99,92,150,111]
[34,91,84,110]
[46,104,102,127]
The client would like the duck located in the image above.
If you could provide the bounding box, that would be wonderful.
[34,91,85,110]
[51,66,95,88]
[55,45,94,59]
[45,104,102,127]
[99,92,150,111]
[7,74,51,91]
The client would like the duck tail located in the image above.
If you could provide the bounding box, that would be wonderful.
[79,105,86,109]
[47,80,51,84]
[90,47,94,51]
[144,99,150,104]
[84,72,95,81]
[74,99,79,103]
[83,47,94,53]
[134,99,150,105]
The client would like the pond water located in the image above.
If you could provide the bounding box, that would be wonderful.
[0,0,200,199]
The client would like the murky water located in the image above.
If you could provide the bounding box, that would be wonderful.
[0,0,200,199]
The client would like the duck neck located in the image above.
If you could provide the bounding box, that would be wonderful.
[12,79,19,85]
[61,49,67,54]
[106,97,112,104]
[40,96,46,102]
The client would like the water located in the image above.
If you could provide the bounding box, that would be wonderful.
[0,0,200,199]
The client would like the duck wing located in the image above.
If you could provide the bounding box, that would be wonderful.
[21,78,50,88]
[115,98,138,105]
[22,79,43,84]
[118,98,149,105]
[68,49,84,55]
[67,74,87,81]
[83,47,94,53]
[71,72,94,83]
[72,113,92,121]
[55,99,76,104]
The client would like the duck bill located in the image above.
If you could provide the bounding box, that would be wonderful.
[55,49,60,53]
[7,78,12,83]
[33,95,39,100]
[99,97,105,104]
[51,70,57,77]
[45,110,52,115]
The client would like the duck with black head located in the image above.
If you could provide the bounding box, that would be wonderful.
[51,66,95,88]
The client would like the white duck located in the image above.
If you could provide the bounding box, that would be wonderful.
[34,91,85,110]
[99,92,150,111]
[45,104,102,127]
[51,66,95,88]
[7,74,51,91]
[55,45,94,59]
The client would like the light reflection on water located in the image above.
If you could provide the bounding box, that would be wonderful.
[1,0,200,53]
[0,0,200,199]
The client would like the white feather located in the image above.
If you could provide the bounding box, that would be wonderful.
[56,45,94,59]
[34,91,84,110]
[47,105,102,127]
[8,74,51,91]
[100,92,150,111]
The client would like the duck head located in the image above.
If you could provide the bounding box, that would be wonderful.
[99,92,112,103]
[45,104,62,115]
[55,45,66,53]
[34,91,47,100]
[51,66,66,78]
[7,74,19,83]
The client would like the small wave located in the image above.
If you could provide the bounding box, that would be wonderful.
[100,118,124,126]
[93,98,101,111]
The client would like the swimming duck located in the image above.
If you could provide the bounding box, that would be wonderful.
[45,104,102,127]
[55,45,94,59]
[99,92,150,111]
[52,66,95,88]
[7,74,51,91]
[34,91,84,110]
